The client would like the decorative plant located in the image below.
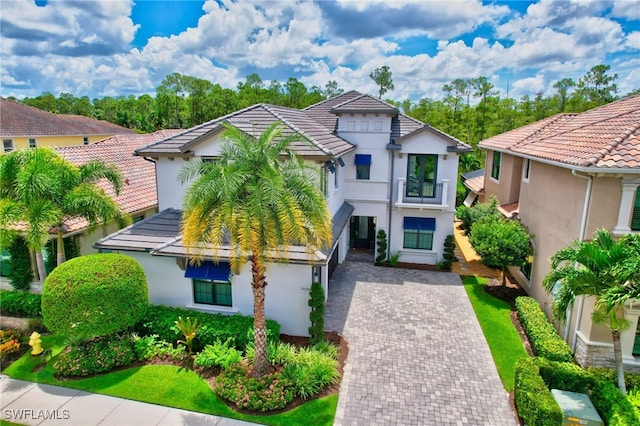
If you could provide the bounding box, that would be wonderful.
[441,234,456,270]
[388,251,401,267]
[375,229,388,264]
[308,282,325,345]
[175,316,200,355]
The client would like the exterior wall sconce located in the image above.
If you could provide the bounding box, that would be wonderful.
[337,157,345,167]
[325,160,336,173]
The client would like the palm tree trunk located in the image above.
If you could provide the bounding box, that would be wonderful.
[251,256,270,378]
[611,329,626,394]
[34,248,47,283]
[56,230,66,266]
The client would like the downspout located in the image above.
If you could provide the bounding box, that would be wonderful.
[386,142,401,259]
[568,169,593,350]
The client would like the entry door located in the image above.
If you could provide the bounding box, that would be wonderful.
[351,216,375,250]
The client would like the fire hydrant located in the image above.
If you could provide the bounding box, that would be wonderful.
[29,331,44,355]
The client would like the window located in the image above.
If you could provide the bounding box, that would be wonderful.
[83,137,89,145]
[3,139,14,153]
[491,151,501,181]
[523,159,530,182]
[321,167,329,197]
[632,189,640,231]
[406,154,437,198]
[28,138,37,148]
[403,217,435,250]
[520,242,534,282]
[193,280,232,306]
[355,154,371,180]
[360,121,369,131]
[201,156,217,163]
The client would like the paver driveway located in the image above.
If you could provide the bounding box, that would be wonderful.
[325,255,517,426]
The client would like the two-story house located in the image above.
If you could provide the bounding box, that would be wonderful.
[467,94,640,370]
[95,91,471,336]
[1,97,135,153]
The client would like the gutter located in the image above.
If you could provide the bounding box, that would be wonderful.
[568,169,593,350]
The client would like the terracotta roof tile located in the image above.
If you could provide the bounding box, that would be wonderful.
[479,95,640,170]
[54,130,181,233]
[1,97,135,137]
[463,175,485,193]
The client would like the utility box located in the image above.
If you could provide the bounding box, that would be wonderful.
[551,389,604,426]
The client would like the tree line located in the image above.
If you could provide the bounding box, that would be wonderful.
[12,64,637,172]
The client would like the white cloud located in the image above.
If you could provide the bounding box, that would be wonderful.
[611,0,640,20]
[626,31,640,49]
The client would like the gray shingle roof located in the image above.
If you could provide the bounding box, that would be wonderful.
[330,94,399,115]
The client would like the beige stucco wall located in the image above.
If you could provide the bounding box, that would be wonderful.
[584,176,621,236]
[483,151,522,205]
[2,135,113,152]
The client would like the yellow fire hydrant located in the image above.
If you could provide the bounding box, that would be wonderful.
[29,331,44,355]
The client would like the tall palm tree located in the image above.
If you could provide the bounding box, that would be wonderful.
[543,229,640,394]
[180,122,332,378]
[0,147,126,280]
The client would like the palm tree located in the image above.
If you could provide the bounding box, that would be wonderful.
[180,122,332,378]
[543,229,640,394]
[0,147,126,280]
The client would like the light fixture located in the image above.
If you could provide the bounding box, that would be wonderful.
[325,160,336,173]
[337,157,345,167]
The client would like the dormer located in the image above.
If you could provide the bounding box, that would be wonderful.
[330,95,397,146]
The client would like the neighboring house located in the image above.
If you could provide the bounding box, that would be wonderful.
[466,94,640,370]
[0,97,135,153]
[95,91,471,336]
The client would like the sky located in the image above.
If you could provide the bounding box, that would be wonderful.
[1,0,639,103]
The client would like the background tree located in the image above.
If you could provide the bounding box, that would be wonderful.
[543,229,640,394]
[180,122,332,378]
[469,216,531,286]
[370,65,394,99]
[7,236,33,290]
[323,80,343,99]
[574,64,618,110]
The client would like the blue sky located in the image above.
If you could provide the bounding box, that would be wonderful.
[1,0,639,102]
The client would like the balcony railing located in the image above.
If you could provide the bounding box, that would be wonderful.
[397,178,449,208]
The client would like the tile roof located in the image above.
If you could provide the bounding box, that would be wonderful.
[136,103,355,159]
[463,175,485,194]
[498,202,519,219]
[54,130,181,233]
[1,97,135,137]
[479,94,640,170]
[330,94,399,115]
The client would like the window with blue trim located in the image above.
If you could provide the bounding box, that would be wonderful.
[403,217,435,250]
[185,261,232,306]
[355,154,371,180]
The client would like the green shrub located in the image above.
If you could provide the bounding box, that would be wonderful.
[284,346,339,399]
[0,290,42,318]
[590,379,639,426]
[131,334,187,362]
[135,305,280,352]
[53,333,136,377]
[588,367,640,391]
[455,196,500,235]
[627,387,640,418]
[194,339,243,370]
[214,364,294,412]
[42,254,149,341]
[311,340,339,360]
[514,357,563,426]
[308,282,325,345]
[515,297,573,362]
[26,318,48,334]
[375,229,387,264]
[536,357,588,391]
[441,234,456,270]
[7,236,32,290]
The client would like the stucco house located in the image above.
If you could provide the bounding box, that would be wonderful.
[95,91,471,336]
[1,97,135,153]
[465,94,640,370]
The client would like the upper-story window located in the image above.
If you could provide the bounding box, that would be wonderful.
[406,154,437,198]
[83,136,89,145]
[28,138,37,148]
[3,139,14,153]
[334,162,340,189]
[522,158,530,182]
[321,167,329,198]
[491,151,501,181]
[632,189,640,231]
[355,154,371,180]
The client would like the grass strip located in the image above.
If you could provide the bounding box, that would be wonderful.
[463,275,528,392]
[3,335,336,426]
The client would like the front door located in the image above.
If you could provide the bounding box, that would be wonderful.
[350,216,375,250]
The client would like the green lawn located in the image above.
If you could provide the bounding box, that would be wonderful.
[3,335,337,426]
[462,276,528,392]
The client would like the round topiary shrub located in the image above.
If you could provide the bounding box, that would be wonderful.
[42,253,149,341]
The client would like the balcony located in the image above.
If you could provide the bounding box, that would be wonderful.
[396,178,449,210]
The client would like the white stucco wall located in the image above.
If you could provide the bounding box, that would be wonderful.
[156,159,190,210]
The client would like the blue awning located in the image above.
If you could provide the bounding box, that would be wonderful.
[184,261,231,281]
[403,217,436,231]
[354,154,372,166]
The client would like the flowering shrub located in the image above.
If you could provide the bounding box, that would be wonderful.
[53,333,136,377]
[132,334,187,362]
[0,329,22,363]
[214,365,294,412]
[194,339,242,370]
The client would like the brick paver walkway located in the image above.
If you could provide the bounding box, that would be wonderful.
[325,254,517,426]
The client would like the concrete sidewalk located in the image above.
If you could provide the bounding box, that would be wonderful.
[0,375,257,426]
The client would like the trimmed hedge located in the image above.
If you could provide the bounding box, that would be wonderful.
[42,253,149,341]
[515,296,573,362]
[135,305,280,352]
[514,357,563,426]
[588,367,640,391]
[53,333,136,377]
[0,290,41,317]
